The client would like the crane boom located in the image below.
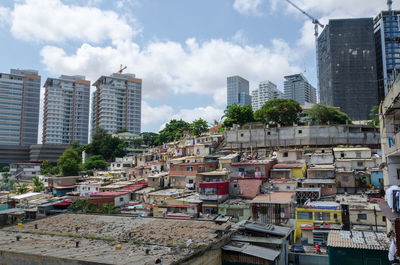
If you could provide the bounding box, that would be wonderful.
[286,0,324,31]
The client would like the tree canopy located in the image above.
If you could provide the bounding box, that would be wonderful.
[84,155,107,171]
[367,105,379,127]
[85,128,127,161]
[58,148,81,176]
[32,176,45,192]
[223,104,255,128]
[304,104,352,125]
[158,119,191,144]
[141,132,160,147]
[254,99,302,126]
[190,118,209,137]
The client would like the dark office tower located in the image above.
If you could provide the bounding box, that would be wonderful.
[0,69,40,145]
[374,11,400,101]
[318,18,379,121]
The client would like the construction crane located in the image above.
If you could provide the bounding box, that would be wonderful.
[286,0,324,38]
[118,64,127,74]
[285,0,324,102]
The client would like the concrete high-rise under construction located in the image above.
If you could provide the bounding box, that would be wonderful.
[318,18,379,120]
[91,73,142,135]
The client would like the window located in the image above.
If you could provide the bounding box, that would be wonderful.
[188,179,193,184]
[298,130,302,134]
[357,213,367,220]
[283,152,288,157]
[333,214,338,219]
[357,161,364,167]
[383,216,386,222]
[342,176,349,182]
[328,184,333,190]
[315,212,331,221]
[286,186,291,190]
[119,197,124,202]
[226,209,244,217]
[199,166,204,172]
[240,133,244,137]
[267,131,271,135]
[356,152,361,158]
[341,152,345,158]
[309,184,315,188]
[297,211,313,220]
[186,166,193,172]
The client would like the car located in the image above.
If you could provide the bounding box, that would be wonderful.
[291,245,305,253]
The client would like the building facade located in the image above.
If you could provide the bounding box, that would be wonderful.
[374,10,400,101]
[283,74,316,105]
[227,75,251,107]
[251,80,283,111]
[92,73,142,135]
[43,75,90,144]
[0,69,40,146]
[318,18,379,120]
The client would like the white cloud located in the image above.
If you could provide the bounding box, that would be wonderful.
[10,0,138,43]
[171,106,224,124]
[41,37,301,104]
[233,0,264,16]
[0,6,11,27]
[142,101,173,125]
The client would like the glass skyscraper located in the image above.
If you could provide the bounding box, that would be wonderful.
[284,74,316,105]
[0,69,40,146]
[227,75,251,107]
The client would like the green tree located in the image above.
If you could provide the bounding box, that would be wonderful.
[304,104,352,125]
[86,134,127,161]
[367,105,379,127]
[141,132,160,146]
[223,104,255,128]
[254,99,302,126]
[32,176,45,192]
[158,119,191,144]
[58,148,81,176]
[84,155,107,171]
[16,184,29,194]
[0,166,9,172]
[190,118,209,136]
[92,127,108,141]
[68,198,89,213]
[0,173,15,191]
[40,160,53,175]
[102,203,119,214]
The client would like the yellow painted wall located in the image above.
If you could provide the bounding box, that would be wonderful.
[292,164,307,179]
[294,208,342,242]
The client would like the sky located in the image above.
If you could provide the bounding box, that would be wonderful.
[0,0,397,137]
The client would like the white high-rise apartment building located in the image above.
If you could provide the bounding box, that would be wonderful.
[43,75,90,145]
[251,81,283,111]
[92,73,141,135]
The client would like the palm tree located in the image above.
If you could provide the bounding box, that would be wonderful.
[32,176,45,192]
[17,184,29,194]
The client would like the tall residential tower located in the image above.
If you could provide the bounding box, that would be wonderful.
[318,18,378,120]
[92,73,142,135]
[43,75,90,145]
[284,74,316,105]
[0,69,40,146]
[227,76,251,107]
[251,81,283,111]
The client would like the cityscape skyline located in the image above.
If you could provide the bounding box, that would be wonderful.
[0,0,397,135]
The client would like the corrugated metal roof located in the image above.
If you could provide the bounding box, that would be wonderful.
[222,242,281,261]
[327,230,389,250]
[232,235,283,245]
